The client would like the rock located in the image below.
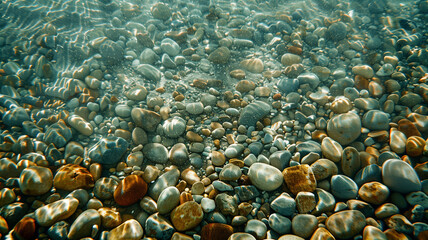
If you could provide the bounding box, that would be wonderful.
[341,146,361,178]
[125,86,148,101]
[186,102,204,115]
[68,115,93,136]
[374,203,400,219]
[382,159,421,194]
[157,186,180,214]
[224,144,245,158]
[201,223,234,240]
[99,40,124,64]
[281,53,302,66]
[12,217,37,240]
[43,119,72,148]
[326,22,347,41]
[148,168,180,200]
[248,163,283,191]
[151,2,171,20]
[326,210,366,239]
[327,112,361,145]
[358,182,390,205]
[215,193,239,216]
[131,108,161,132]
[297,73,320,89]
[143,143,168,164]
[0,188,16,208]
[211,151,226,166]
[363,225,388,240]
[114,175,147,206]
[0,158,19,179]
[139,48,158,64]
[114,104,131,118]
[240,58,264,73]
[229,233,257,240]
[230,69,246,79]
[88,136,128,165]
[311,228,335,240]
[291,214,318,238]
[132,127,148,145]
[406,136,425,157]
[278,78,299,94]
[283,164,317,195]
[53,164,94,191]
[238,100,271,127]
[296,141,321,158]
[245,219,267,239]
[321,137,343,162]
[313,188,336,214]
[68,209,101,240]
[0,202,28,228]
[398,119,421,138]
[220,164,242,181]
[310,159,338,181]
[35,198,79,227]
[19,166,53,196]
[234,185,260,201]
[94,177,118,199]
[354,164,382,187]
[269,213,291,235]
[201,198,216,213]
[171,201,203,231]
[48,221,69,240]
[145,213,175,240]
[385,214,414,235]
[169,143,189,165]
[135,64,162,82]
[108,219,144,240]
[163,117,186,138]
[98,207,121,228]
[208,47,230,64]
[330,174,358,200]
[2,107,30,127]
[399,92,422,108]
[271,193,296,217]
[235,80,256,93]
[126,151,144,167]
[352,65,374,79]
[295,192,316,214]
[362,110,390,130]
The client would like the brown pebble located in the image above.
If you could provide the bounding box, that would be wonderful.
[405,136,425,157]
[180,192,193,205]
[171,201,203,231]
[113,175,147,206]
[398,119,421,137]
[201,223,233,240]
[283,164,317,195]
[192,79,208,89]
[13,217,37,240]
[230,69,246,79]
[181,168,200,185]
[53,164,94,191]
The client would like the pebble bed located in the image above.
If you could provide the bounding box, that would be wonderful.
[0,0,428,239]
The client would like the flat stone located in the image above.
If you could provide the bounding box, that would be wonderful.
[362,110,390,130]
[163,117,186,138]
[326,210,366,239]
[114,104,131,118]
[283,164,317,195]
[108,219,143,240]
[238,100,271,127]
[161,38,180,56]
[229,233,256,240]
[382,159,421,194]
[67,209,101,240]
[157,186,180,214]
[186,102,204,115]
[321,137,343,162]
[125,86,148,101]
[281,53,302,66]
[53,164,94,191]
[327,112,361,145]
[269,213,291,235]
[145,213,175,240]
[291,214,318,238]
[330,174,358,200]
[363,225,388,240]
[235,80,256,93]
[88,136,128,165]
[352,65,374,78]
[271,193,296,217]
[374,203,400,219]
[220,164,242,181]
[248,163,283,191]
[171,201,203,231]
[143,143,168,164]
[135,64,161,81]
[148,168,180,200]
[208,47,230,64]
[35,198,79,227]
[240,58,264,73]
[131,108,161,132]
[19,166,52,196]
[358,182,390,205]
[341,146,361,178]
[114,175,148,206]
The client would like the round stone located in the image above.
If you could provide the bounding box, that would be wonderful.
[248,163,283,191]
[135,64,162,82]
[171,201,204,231]
[208,47,231,64]
[281,53,302,66]
[269,213,291,235]
[114,175,148,206]
[0,188,16,207]
[245,219,267,239]
[211,151,226,166]
[126,151,144,167]
[352,65,374,79]
[160,38,180,56]
[219,164,242,181]
[321,137,343,162]
[358,182,390,205]
[228,233,256,240]
[143,143,168,164]
[114,104,131,118]
[201,223,234,240]
[291,214,318,238]
[363,225,388,240]
[108,219,143,240]
[271,193,296,217]
[186,102,204,115]
[330,97,353,114]
[240,58,264,73]
[406,136,425,157]
[163,117,186,138]
[151,2,171,20]
[157,186,180,214]
[310,159,338,181]
[13,217,37,240]
[98,207,121,228]
[169,143,189,165]
[125,86,148,101]
[53,164,94,191]
[362,110,390,130]
[326,22,347,41]
[235,80,256,93]
[382,159,421,194]
[330,174,358,200]
[326,210,366,239]
[19,166,53,196]
[35,198,79,227]
[327,112,361,145]
[94,177,118,200]
[67,209,101,240]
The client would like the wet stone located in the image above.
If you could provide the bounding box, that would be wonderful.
[271,193,296,217]
[313,188,336,214]
[19,166,53,196]
[53,164,94,191]
[208,47,230,64]
[125,86,148,101]
[296,141,321,158]
[48,221,69,240]
[145,213,175,239]
[330,174,358,200]
[163,117,186,138]
[283,164,317,195]
[215,193,239,216]
[98,207,121,228]
[295,191,316,214]
[157,186,180,214]
[362,110,390,130]
[35,198,79,227]
[171,201,203,231]
[186,102,204,115]
[326,210,366,239]
[169,143,189,166]
[385,214,414,235]
[201,223,234,240]
[93,177,118,200]
[148,168,180,200]
[229,233,257,240]
[2,107,30,127]
[358,182,390,205]
[88,136,128,165]
[354,164,382,187]
[291,214,318,238]
[114,174,147,206]
[327,112,361,145]
[363,225,388,240]
[248,163,283,191]
[321,137,343,162]
[219,164,242,181]
[234,185,260,201]
[0,188,16,208]
[269,213,291,235]
[108,219,144,240]
[135,64,162,82]
[224,144,245,158]
[382,159,421,194]
[352,65,374,78]
[238,100,271,127]
[326,22,347,41]
[43,119,72,148]
[67,209,101,240]
[143,143,168,164]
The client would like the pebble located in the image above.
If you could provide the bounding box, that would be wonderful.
[330,174,358,200]
[271,193,296,217]
[88,136,129,165]
[352,65,374,78]
[211,151,226,166]
[208,47,230,64]
[326,22,347,41]
[0,188,15,208]
[269,213,291,235]
[291,214,318,238]
[93,177,118,200]
[215,193,239,215]
[235,185,260,201]
[157,186,180,214]
[135,64,162,82]
[313,188,336,214]
[406,191,428,208]
[19,166,53,196]
[148,168,180,200]
[108,219,143,240]
[67,209,100,240]
[321,137,343,162]
[363,225,388,240]
[131,108,161,132]
[385,214,413,235]
[283,164,317,195]
[311,227,335,240]
[229,233,257,240]
[43,120,72,148]
[125,86,148,101]
[201,198,216,213]
[310,159,338,181]
[358,182,390,205]
[220,164,242,181]
[326,112,361,145]
[326,210,366,239]
[186,102,204,115]
[295,191,316,214]
[341,146,361,178]
[145,213,175,239]
[35,198,79,227]
[238,100,271,127]
[12,217,37,240]
[281,53,302,66]
[240,58,264,73]
[171,201,203,231]
[169,143,189,165]
[201,223,234,240]
[235,80,256,93]
[406,136,425,157]
[382,159,421,194]
[53,164,94,191]
[245,219,267,239]
[248,163,283,191]
[98,208,121,228]
[362,110,390,130]
[114,175,147,206]
[2,107,30,127]
[143,143,168,164]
